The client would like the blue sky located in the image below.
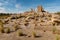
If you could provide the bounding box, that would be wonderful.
[0,0,60,13]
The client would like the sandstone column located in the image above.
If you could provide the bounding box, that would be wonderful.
[37,6,44,12]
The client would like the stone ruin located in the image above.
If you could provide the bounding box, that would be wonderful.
[0,5,60,33]
[37,6,45,12]
[24,6,46,14]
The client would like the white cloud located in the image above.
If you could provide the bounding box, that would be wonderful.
[0,7,7,13]
[0,1,9,7]
[15,4,21,9]
[44,2,60,13]
[45,6,60,13]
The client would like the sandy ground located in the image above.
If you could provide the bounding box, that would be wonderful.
[0,29,57,40]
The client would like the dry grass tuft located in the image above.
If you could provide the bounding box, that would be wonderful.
[5,27,10,33]
[0,26,4,33]
[32,31,36,37]
[52,26,57,34]
[56,34,60,40]
[17,30,24,36]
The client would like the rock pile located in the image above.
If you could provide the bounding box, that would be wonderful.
[0,6,60,33]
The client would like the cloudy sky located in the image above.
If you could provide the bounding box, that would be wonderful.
[0,0,60,13]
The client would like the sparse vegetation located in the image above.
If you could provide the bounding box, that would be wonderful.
[17,30,27,37]
[5,27,10,33]
[57,30,60,35]
[0,20,4,33]
[56,34,60,40]
[55,12,60,15]
[52,26,57,34]
[0,13,12,19]
[0,6,60,40]
[14,25,18,31]
[0,26,4,33]
[32,31,36,37]
[0,20,3,26]
[17,30,24,36]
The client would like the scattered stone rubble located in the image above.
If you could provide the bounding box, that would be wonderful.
[1,6,60,32]
[0,5,60,40]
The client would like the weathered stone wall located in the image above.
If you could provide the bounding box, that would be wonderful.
[37,6,44,12]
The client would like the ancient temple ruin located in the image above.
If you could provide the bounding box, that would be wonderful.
[37,6,45,12]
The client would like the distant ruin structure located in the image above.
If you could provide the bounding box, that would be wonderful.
[30,8,34,13]
[37,6,45,12]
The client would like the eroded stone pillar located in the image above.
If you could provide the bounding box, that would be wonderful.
[37,6,44,12]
